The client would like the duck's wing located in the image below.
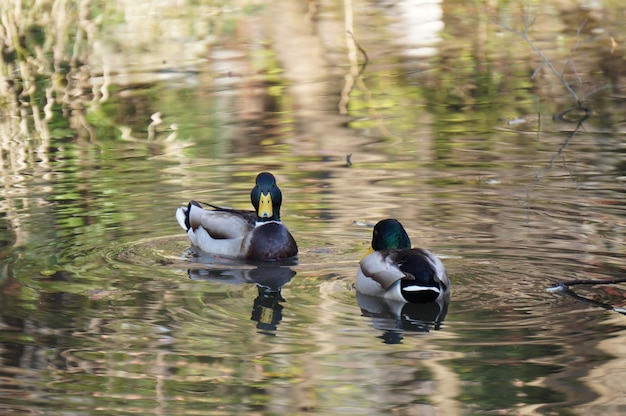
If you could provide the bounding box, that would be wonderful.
[201,203,257,226]
[359,251,409,290]
[398,249,450,292]
[177,201,252,239]
[428,252,450,290]
[196,211,251,239]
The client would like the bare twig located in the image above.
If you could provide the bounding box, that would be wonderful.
[552,287,626,315]
[548,277,626,289]
[546,278,626,315]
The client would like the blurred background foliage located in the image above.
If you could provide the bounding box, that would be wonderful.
[0,2,625,414]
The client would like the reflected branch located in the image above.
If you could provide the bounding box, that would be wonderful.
[524,115,586,213]
[339,0,369,115]
[339,0,357,115]
[581,84,613,102]
[339,30,370,115]
[500,1,611,106]
[562,18,587,87]
[338,0,396,141]
[506,3,579,102]
[347,31,369,78]
[543,112,591,169]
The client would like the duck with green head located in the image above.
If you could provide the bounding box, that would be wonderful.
[357,219,450,303]
[176,172,298,261]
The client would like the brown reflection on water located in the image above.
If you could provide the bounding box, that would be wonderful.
[581,314,626,413]
[0,0,625,414]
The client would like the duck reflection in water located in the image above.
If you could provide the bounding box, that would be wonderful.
[188,264,295,333]
[357,292,449,344]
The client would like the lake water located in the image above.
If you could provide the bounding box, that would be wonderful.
[1,0,625,415]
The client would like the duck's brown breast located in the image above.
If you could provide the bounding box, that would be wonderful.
[246,222,298,261]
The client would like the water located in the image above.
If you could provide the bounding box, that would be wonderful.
[1,0,625,415]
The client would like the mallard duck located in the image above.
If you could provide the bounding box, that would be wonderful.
[356,219,450,303]
[176,172,298,261]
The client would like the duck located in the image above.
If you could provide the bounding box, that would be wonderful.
[356,219,450,303]
[175,172,298,261]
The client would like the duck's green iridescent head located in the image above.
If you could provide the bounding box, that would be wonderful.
[251,172,282,221]
[371,219,412,250]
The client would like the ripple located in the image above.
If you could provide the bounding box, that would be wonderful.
[87,228,624,353]
[104,235,196,270]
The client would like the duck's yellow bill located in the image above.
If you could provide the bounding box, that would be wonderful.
[259,306,274,324]
[360,246,374,260]
[258,192,273,218]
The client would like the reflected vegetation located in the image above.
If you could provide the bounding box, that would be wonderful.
[1,0,626,414]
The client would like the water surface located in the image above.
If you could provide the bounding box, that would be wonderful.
[1,0,625,415]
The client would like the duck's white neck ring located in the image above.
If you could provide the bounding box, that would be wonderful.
[255,220,281,228]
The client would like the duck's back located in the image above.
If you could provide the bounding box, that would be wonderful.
[395,249,441,284]
[395,248,448,303]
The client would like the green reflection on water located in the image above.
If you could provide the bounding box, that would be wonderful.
[1,0,626,415]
